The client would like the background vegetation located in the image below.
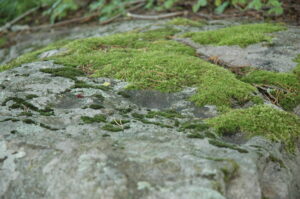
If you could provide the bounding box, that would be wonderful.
[0,0,285,26]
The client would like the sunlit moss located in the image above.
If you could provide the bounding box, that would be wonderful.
[242,70,300,111]
[1,27,259,107]
[206,105,300,153]
[182,23,286,47]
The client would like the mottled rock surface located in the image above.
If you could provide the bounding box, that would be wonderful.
[0,61,299,199]
[0,19,300,199]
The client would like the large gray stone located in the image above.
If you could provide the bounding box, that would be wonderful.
[0,61,299,199]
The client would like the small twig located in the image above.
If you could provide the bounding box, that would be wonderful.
[254,84,282,105]
[113,119,123,128]
[127,11,185,20]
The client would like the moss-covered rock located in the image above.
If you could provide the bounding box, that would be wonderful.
[81,114,106,124]
[242,70,300,111]
[206,105,300,152]
[1,24,288,109]
[182,23,285,47]
[47,28,257,107]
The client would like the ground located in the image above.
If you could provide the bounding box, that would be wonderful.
[0,18,300,199]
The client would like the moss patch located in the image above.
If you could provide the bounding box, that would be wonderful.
[50,28,257,107]
[182,23,285,47]
[187,132,205,139]
[40,67,84,80]
[73,80,110,91]
[22,119,36,124]
[1,27,261,107]
[293,54,300,80]
[25,94,38,100]
[146,110,183,119]
[242,70,300,111]
[81,114,106,123]
[2,97,54,116]
[206,105,300,152]
[88,104,104,109]
[167,17,205,27]
[179,120,210,132]
[208,139,248,153]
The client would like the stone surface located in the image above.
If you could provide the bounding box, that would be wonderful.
[0,61,299,199]
[0,19,300,199]
[191,27,300,72]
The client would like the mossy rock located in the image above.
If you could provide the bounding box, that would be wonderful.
[81,114,106,124]
[182,23,286,47]
[1,24,288,108]
[206,105,300,153]
[242,70,300,111]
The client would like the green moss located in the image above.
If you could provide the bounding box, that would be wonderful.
[179,120,210,132]
[74,80,110,91]
[93,94,105,101]
[40,67,84,80]
[168,17,205,27]
[10,130,18,134]
[269,155,286,168]
[39,107,54,116]
[206,105,300,152]
[187,132,205,139]
[146,110,183,119]
[208,139,248,153]
[88,104,104,109]
[25,94,38,100]
[39,123,59,131]
[81,114,106,124]
[117,107,133,114]
[220,159,240,183]
[1,27,260,108]
[22,119,36,124]
[3,97,36,109]
[2,97,54,116]
[131,112,145,120]
[102,124,129,132]
[242,70,300,111]
[18,111,33,116]
[0,118,19,122]
[182,23,286,47]
[117,91,131,98]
